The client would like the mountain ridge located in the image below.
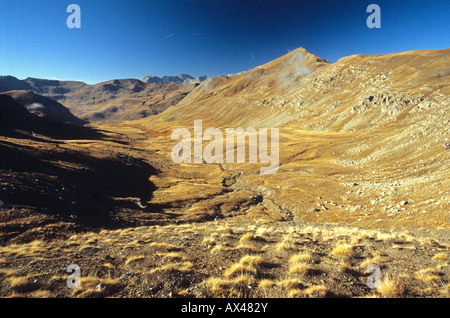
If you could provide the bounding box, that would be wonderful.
[144,47,449,129]
[142,73,209,85]
[0,76,197,122]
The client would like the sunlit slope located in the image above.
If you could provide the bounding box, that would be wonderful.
[144,48,330,128]
[130,48,449,229]
[61,80,195,122]
[145,48,449,129]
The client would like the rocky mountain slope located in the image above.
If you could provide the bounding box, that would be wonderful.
[147,47,449,130]
[136,47,449,230]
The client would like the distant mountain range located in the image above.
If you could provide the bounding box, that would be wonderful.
[0,76,197,122]
[142,74,209,85]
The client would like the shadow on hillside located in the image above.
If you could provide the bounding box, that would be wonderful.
[0,117,123,144]
[0,139,164,230]
[0,93,124,143]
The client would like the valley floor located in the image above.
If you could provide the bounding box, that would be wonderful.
[0,121,448,298]
[0,220,448,298]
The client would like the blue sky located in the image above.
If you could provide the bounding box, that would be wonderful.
[0,0,449,84]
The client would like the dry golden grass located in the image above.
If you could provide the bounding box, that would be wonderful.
[4,275,40,294]
[280,278,304,290]
[331,243,354,258]
[289,262,311,276]
[375,233,394,242]
[351,233,370,244]
[392,244,416,250]
[117,228,136,237]
[286,283,328,298]
[4,292,27,298]
[75,289,104,298]
[25,240,45,249]
[233,274,256,285]
[420,237,443,247]
[321,234,334,243]
[0,268,19,276]
[99,229,110,236]
[124,255,145,265]
[61,248,76,254]
[302,285,328,297]
[289,252,312,263]
[149,261,194,274]
[397,231,415,242]
[205,277,233,294]
[258,279,277,288]
[336,238,349,245]
[102,263,115,269]
[205,275,255,298]
[224,255,262,278]
[50,274,66,283]
[148,242,179,251]
[1,242,45,258]
[432,253,448,261]
[77,276,105,289]
[177,289,189,297]
[239,234,255,242]
[236,242,261,252]
[240,255,263,267]
[159,251,186,260]
[69,276,122,298]
[415,268,440,283]
[202,237,216,246]
[220,226,234,234]
[288,288,304,298]
[377,277,404,297]
[276,241,298,252]
[29,290,53,298]
[85,238,98,245]
[361,255,384,269]
[7,276,30,289]
[139,234,153,241]
[339,262,353,273]
[65,241,81,247]
[221,233,235,240]
[210,244,227,253]
[436,263,448,271]
[0,190,447,299]
[78,245,100,252]
[255,226,273,237]
[224,263,255,278]
[27,256,70,267]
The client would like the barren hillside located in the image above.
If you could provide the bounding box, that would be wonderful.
[134,48,449,229]
[0,47,448,298]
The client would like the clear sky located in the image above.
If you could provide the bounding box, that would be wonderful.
[0,0,449,84]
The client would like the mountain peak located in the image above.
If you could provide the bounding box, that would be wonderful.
[266,47,331,70]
